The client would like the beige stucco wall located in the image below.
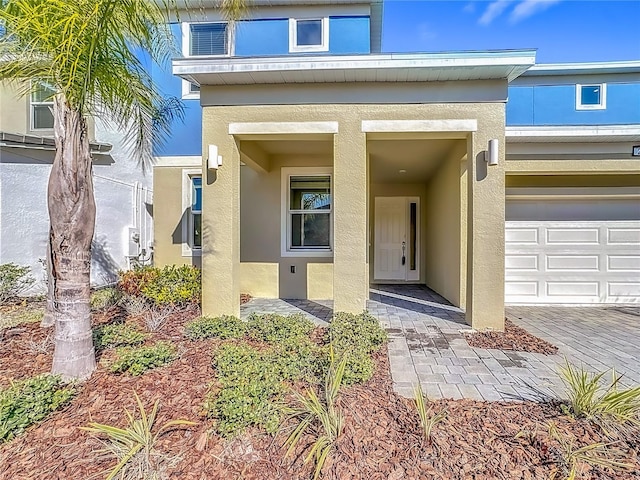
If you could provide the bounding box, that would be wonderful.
[0,80,95,139]
[369,183,427,284]
[507,174,640,188]
[198,101,506,328]
[240,156,333,300]
[152,166,197,267]
[424,141,467,308]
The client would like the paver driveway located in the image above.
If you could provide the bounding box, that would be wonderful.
[241,287,640,401]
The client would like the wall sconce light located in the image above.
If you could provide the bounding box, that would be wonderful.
[207,144,223,170]
[486,139,499,166]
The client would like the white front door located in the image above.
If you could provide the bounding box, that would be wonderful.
[374,197,420,282]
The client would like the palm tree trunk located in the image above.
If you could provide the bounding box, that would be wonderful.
[49,95,96,380]
[41,237,56,328]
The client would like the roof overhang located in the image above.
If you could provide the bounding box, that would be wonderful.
[523,61,640,77]
[0,131,112,154]
[506,125,640,143]
[173,50,537,86]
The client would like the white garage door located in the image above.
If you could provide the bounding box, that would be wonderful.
[505,197,640,305]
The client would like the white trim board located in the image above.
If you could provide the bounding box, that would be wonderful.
[154,156,202,168]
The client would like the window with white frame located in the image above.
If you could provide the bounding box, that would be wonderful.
[282,168,332,256]
[289,18,329,53]
[576,83,606,110]
[31,82,55,130]
[191,176,202,249]
[184,22,229,57]
[181,168,202,256]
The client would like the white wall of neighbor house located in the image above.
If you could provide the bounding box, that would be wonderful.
[0,117,153,292]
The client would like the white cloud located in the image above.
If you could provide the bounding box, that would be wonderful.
[479,1,513,26]
[463,3,476,14]
[510,0,562,23]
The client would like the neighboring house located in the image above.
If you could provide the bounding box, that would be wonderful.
[152,0,640,330]
[0,80,154,291]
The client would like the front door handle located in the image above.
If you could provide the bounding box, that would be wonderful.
[401,241,406,266]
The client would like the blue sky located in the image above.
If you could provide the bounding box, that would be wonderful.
[382,1,640,63]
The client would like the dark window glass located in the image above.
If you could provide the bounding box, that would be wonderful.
[581,85,601,105]
[296,19,322,46]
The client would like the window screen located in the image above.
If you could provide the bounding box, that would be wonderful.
[190,23,228,56]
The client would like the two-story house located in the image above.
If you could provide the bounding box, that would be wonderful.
[152,0,639,331]
[0,79,154,289]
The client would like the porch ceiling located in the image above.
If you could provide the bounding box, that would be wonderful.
[369,138,459,183]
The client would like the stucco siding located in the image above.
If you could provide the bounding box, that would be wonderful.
[424,141,467,308]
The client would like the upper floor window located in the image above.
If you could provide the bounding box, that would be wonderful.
[31,82,55,130]
[183,22,229,57]
[289,18,329,53]
[576,83,606,110]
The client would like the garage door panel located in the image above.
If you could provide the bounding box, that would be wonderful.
[506,218,640,305]
[608,228,640,245]
[546,228,599,245]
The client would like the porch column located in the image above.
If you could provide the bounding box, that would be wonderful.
[201,113,241,317]
[466,125,506,331]
[333,121,369,313]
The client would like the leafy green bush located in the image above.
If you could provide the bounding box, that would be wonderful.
[118,267,158,297]
[109,342,178,376]
[94,323,147,350]
[206,339,323,437]
[184,315,246,340]
[90,287,122,311]
[140,265,201,306]
[0,375,75,442]
[328,312,387,385]
[0,263,35,305]
[247,313,315,343]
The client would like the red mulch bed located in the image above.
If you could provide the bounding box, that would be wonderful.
[464,319,559,355]
[1,308,637,480]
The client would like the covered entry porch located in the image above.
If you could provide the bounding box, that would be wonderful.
[202,112,507,331]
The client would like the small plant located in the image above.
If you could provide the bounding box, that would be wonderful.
[247,313,315,343]
[547,421,632,480]
[118,267,159,297]
[0,374,75,443]
[140,265,201,306]
[0,307,44,331]
[284,351,347,480]
[413,383,447,445]
[94,323,147,350]
[328,312,387,385]
[184,315,246,340]
[559,360,640,428]
[90,287,122,311]
[144,306,176,332]
[82,392,196,480]
[109,342,178,376]
[0,263,35,305]
[120,293,150,317]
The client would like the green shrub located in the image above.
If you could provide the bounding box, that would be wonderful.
[328,312,387,385]
[184,315,246,340]
[140,265,201,306]
[90,287,122,311]
[206,339,323,437]
[118,267,158,297]
[0,375,75,442]
[94,323,147,350]
[0,307,44,331]
[109,342,178,376]
[247,313,315,343]
[0,263,35,305]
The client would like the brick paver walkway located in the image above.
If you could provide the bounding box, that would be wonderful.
[241,287,640,402]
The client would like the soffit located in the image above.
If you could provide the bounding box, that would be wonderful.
[174,50,536,86]
[369,138,459,183]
